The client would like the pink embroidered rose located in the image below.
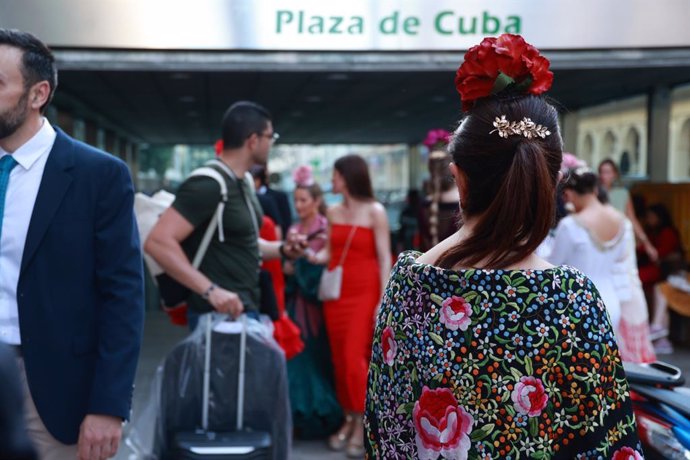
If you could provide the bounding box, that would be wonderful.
[439,296,472,331]
[413,386,473,460]
[612,447,644,460]
[511,376,548,417]
[381,326,398,366]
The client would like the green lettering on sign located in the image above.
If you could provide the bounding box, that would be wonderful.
[435,11,454,35]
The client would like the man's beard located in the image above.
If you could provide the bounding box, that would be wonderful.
[0,90,30,140]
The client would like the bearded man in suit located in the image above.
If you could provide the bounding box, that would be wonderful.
[0,29,144,460]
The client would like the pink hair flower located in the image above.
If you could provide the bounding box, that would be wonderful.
[293,165,315,187]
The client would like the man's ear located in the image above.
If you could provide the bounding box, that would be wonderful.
[29,81,51,111]
[449,162,468,205]
[245,133,259,151]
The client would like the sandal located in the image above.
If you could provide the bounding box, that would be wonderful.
[346,416,365,458]
[345,439,365,458]
[328,415,354,451]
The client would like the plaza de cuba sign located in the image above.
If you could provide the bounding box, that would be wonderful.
[1,0,689,51]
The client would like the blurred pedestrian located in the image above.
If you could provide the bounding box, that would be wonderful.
[255,162,292,238]
[284,165,343,439]
[0,29,144,460]
[311,154,391,457]
[418,129,460,251]
[251,163,284,239]
[145,101,305,329]
[365,34,642,459]
[638,203,684,290]
[397,188,421,252]
[598,186,657,363]
[599,158,658,262]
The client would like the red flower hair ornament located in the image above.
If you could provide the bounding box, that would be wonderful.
[455,34,553,112]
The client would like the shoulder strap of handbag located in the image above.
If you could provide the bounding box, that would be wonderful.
[336,225,358,267]
[187,167,228,268]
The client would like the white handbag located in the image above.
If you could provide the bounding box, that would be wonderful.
[318,226,357,302]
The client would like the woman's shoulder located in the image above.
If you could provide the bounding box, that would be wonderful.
[392,251,590,286]
[368,201,387,218]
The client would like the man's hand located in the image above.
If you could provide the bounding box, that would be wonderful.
[77,414,122,460]
[283,232,308,259]
[208,287,244,317]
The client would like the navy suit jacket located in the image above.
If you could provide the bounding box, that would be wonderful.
[16,129,144,444]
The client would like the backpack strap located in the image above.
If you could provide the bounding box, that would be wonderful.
[187,167,229,268]
[208,160,261,239]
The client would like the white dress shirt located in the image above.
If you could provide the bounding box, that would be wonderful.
[0,120,56,345]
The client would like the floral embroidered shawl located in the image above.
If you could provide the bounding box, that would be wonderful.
[364,251,643,460]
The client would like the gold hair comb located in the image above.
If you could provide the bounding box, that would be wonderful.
[490,115,551,139]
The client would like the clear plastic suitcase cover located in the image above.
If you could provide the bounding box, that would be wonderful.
[122,313,291,459]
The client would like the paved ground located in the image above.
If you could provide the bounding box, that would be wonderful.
[117,310,690,459]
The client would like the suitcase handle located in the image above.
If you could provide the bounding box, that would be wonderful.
[201,313,247,431]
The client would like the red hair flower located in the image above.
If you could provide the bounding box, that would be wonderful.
[214,139,224,156]
[455,34,553,112]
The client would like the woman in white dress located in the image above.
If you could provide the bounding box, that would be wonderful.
[548,168,627,331]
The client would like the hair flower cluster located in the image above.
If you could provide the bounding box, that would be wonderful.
[455,34,553,112]
[292,165,315,187]
[422,128,451,150]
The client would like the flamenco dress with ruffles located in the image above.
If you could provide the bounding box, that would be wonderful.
[323,224,382,414]
[285,215,343,438]
[259,216,303,359]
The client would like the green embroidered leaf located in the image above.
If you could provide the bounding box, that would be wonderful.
[429,332,444,346]
[470,423,495,442]
[449,274,460,282]
[525,357,534,375]
[396,402,415,415]
[502,274,512,286]
[464,291,479,302]
[532,450,546,460]
[529,417,539,437]
[430,293,445,306]
[510,367,522,381]
[517,286,530,294]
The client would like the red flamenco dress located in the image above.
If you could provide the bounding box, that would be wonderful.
[323,224,381,413]
[259,216,303,359]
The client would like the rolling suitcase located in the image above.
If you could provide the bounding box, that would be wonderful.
[171,315,273,459]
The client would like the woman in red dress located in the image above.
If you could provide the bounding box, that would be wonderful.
[312,154,391,457]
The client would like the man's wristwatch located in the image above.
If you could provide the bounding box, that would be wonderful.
[201,283,217,300]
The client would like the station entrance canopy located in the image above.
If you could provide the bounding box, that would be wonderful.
[2,0,690,144]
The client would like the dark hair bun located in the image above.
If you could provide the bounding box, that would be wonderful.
[563,168,597,195]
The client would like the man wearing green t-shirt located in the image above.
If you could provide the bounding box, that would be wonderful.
[145,101,303,322]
